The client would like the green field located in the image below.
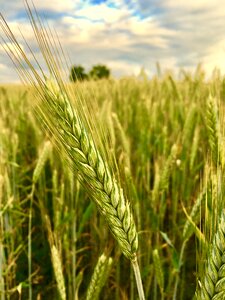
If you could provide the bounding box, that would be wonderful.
[1,69,225,299]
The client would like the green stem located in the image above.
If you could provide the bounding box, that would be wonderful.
[173,240,187,300]
[28,184,35,300]
[132,257,145,300]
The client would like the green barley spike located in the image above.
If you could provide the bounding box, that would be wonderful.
[183,189,206,241]
[86,253,113,300]
[32,140,52,184]
[194,210,225,300]
[42,79,138,260]
[205,95,222,168]
[153,249,164,296]
[51,245,66,300]
[159,143,178,192]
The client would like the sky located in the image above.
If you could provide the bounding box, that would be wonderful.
[0,0,225,82]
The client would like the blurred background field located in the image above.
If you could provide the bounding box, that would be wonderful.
[1,68,225,299]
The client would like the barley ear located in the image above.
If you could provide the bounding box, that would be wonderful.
[153,249,164,296]
[189,127,200,172]
[159,143,178,192]
[45,215,66,300]
[86,253,113,300]
[51,245,66,300]
[32,140,52,184]
[194,210,225,300]
[205,95,222,168]
[183,189,206,241]
[41,80,138,261]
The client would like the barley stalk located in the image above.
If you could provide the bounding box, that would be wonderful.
[0,174,5,300]
[28,140,52,299]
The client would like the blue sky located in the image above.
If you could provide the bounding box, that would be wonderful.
[0,0,225,82]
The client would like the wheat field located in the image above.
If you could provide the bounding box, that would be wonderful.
[1,69,225,299]
[1,4,225,300]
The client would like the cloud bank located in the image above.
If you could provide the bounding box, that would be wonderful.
[0,0,225,82]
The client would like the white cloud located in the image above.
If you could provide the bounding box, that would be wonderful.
[61,16,105,43]
[0,62,20,83]
[107,60,143,77]
[0,63,6,70]
[164,0,224,10]
[0,41,24,54]
[203,39,225,74]
[75,3,129,23]
[34,0,76,12]
[0,0,77,17]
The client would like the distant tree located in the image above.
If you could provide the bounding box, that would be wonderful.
[89,64,110,80]
[69,65,87,82]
